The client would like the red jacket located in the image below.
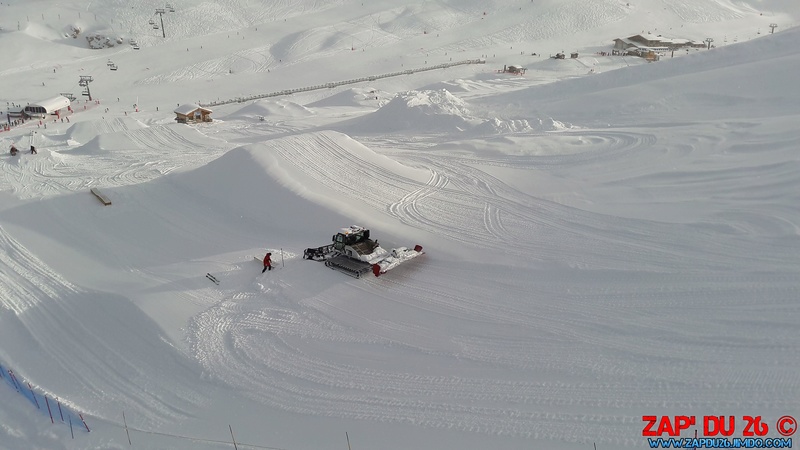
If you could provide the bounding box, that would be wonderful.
[263,254,272,266]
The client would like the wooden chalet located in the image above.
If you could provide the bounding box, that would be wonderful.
[174,104,213,123]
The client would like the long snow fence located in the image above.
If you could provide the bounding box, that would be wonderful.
[0,359,90,436]
[200,59,485,107]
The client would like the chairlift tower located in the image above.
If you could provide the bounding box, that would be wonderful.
[78,75,94,101]
[705,37,714,50]
[769,23,778,34]
[155,8,166,38]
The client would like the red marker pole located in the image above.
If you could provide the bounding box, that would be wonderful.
[79,413,90,432]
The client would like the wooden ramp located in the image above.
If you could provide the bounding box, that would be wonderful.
[90,188,112,206]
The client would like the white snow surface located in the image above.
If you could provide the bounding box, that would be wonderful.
[1,0,799,449]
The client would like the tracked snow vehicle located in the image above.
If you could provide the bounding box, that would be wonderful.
[304,226,424,278]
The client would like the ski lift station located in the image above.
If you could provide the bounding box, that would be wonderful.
[23,95,71,118]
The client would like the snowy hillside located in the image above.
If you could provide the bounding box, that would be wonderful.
[1,0,799,449]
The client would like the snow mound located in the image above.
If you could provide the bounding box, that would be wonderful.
[171,140,351,237]
[471,116,572,135]
[64,117,147,145]
[21,22,64,41]
[67,123,212,155]
[306,87,387,108]
[223,99,314,120]
[343,89,478,133]
[230,130,430,234]
[70,132,137,155]
[421,79,479,93]
[339,89,568,135]
[29,133,63,148]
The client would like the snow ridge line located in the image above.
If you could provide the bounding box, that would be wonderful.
[199,59,486,107]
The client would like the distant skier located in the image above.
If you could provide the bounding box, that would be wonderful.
[30,145,37,155]
[262,252,272,273]
[10,145,18,156]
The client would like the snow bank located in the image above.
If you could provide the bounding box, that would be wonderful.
[67,122,220,155]
[337,88,567,135]
[471,116,571,135]
[174,142,353,229]
[21,22,65,42]
[421,79,481,93]
[240,130,429,208]
[305,87,388,108]
[342,89,479,133]
[223,99,314,120]
[64,117,147,145]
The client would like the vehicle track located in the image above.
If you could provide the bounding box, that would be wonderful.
[262,129,799,272]
[186,260,799,440]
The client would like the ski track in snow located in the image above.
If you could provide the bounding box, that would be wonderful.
[259,129,797,272]
[5,109,799,444]
[2,0,800,447]
[0,123,233,199]
[140,46,276,83]
[184,125,800,442]
[187,257,799,442]
[0,226,76,314]
[0,227,206,425]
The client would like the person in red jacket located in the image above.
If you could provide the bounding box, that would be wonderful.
[262,252,272,273]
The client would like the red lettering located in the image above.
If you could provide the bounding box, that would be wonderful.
[675,415,695,434]
[704,416,735,436]
[656,416,676,436]
[642,416,657,436]
[643,415,698,437]
[743,416,769,437]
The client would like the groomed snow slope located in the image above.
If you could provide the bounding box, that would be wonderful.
[1,0,800,449]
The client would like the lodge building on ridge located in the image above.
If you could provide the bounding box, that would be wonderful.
[174,104,213,123]
[613,33,706,58]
